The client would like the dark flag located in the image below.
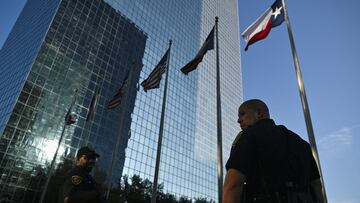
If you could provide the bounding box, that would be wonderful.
[64,90,78,125]
[141,48,170,91]
[107,72,129,109]
[86,86,100,121]
[180,27,215,74]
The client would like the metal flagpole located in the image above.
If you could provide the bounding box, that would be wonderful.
[105,64,134,199]
[39,89,78,203]
[83,83,101,146]
[215,17,224,203]
[281,0,328,202]
[151,40,172,203]
[81,117,92,146]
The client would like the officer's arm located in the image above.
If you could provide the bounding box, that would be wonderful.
[310,178,324,203]
[223,169,246,203]
[62,178,72,203]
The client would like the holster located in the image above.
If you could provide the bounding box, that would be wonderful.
[250,182,313,203]
[284,182,314,203]
[251,192,284,203]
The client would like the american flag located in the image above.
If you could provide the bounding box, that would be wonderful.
[107,73,129,109]
[141,48,170,91]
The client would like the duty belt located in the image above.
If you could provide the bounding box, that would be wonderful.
[251,192,285,203]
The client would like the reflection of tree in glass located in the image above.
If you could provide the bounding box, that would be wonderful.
[20,156,214,203]
[24,164,48,203]
[108,175,214,203]
[25,155,108,203]
[42,155,73,203]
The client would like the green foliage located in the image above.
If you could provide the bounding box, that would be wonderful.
[109,174,214,203]
[20,156,214,203]
[43,155,74,202]
[178,196,192,203]
[194,197,215,203]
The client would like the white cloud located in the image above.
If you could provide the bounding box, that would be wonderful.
[319,127,352,151]
[334,199,359,203]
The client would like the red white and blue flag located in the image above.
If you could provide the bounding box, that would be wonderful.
[242,0,284,51]
[107,72,129,109]
[65,110,76,125]
[141,48,170,91]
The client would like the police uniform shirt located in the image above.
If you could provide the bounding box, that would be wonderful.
[225,119,320,195]
[61,166,101,203]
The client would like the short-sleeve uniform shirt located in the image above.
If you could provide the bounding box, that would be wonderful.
[60,166,101,203]
[225,119,320,196]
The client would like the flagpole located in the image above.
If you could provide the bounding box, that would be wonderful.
[281,0,327,202]
[81,118,92,146]
[83,83,101,147]
[39,89,78,203]
[105,65,134,199]
[215,16,224,203]
[151,40,172,203]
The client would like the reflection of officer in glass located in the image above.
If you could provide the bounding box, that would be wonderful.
[61,146,102,203]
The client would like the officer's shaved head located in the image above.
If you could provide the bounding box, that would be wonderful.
[240,99,270,119]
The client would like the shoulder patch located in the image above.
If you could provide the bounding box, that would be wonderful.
[232,131,243,146]
[71,175,83,185]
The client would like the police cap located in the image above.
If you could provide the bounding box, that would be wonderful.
[76,146,100,159]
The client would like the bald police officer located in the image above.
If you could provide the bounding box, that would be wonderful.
[60,146,103,203]
[223,99,324,203]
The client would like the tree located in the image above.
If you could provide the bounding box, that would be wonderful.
[194,197,215,203]
[42,155,73,203]
[21,160,215,203]
[178,196,192,203]
[108,174,214,203]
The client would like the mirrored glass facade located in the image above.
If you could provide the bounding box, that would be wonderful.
[0,0,242,202]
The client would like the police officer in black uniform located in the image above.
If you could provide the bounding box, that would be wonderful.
[60,146,103,203]
[223,99,324,203]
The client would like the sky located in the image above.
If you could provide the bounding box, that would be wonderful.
[0,0,359,202]
[238,0,360,202]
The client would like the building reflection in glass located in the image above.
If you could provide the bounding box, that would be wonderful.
[0,0,146,202]
[0,0,242,202]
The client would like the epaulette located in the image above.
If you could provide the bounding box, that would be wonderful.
[232,131,243,146]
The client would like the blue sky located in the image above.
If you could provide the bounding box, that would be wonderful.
[239,0,360,202]
[1,0,359,202]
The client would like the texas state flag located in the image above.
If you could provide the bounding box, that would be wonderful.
[242,0,285,51]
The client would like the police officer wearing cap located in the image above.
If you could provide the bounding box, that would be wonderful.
[223,99,324,203]
[60,146,103,203]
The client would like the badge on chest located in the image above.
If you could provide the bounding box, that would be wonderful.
[71,175,83,185]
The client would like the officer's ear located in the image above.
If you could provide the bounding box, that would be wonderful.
[256,108,265,120]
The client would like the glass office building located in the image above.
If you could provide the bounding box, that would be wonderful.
[0,0,242,202]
